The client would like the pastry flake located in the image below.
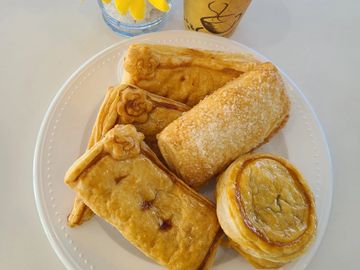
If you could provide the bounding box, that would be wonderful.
[67,84,190,227]
[122,43,259,106]
[216,153,317,268]
[65,124,223,270]
[158,62,290,188]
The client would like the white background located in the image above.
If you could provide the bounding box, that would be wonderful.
[0,0,359,269]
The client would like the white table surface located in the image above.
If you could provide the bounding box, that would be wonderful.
[1,0,359,269]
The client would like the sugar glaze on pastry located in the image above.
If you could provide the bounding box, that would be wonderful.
[65,125,223,270]
[158,63,290,188]
[216,153,317,268]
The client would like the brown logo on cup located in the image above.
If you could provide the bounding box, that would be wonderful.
[200,1,243,35]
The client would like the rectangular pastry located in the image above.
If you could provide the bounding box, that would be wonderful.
[65,125,223,270]
[67,84,190,227]
[122,43,259,106]
[158,62,290,188]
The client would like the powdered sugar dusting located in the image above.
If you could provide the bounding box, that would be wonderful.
[158,63,290,187]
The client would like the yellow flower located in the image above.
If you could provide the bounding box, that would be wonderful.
[102,0,170,20]
[114,0,131,15]
[148,0,170,12]
[129,0,146,20]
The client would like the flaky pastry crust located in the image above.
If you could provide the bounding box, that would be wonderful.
[65,125,223,270]
[67,84,189,227]
[216,153,317,268]
[122,43,259,106]
[158,62,290,188]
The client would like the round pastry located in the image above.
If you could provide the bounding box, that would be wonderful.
[216,153,317,268]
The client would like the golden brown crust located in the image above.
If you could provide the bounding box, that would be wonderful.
[89,84,189,148]
[230,240,284,269]
[216,153,317,268]
[65,125,222,270]
[67,85,190,227]
[116,86,154,124]
[123,43,259,106]
[196,230,224,270]
[158,62,290,188]
[67,195,94,226]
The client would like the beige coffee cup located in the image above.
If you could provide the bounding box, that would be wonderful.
[184,0,252,37]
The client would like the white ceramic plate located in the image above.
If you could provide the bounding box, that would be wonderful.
[33,30,332,270]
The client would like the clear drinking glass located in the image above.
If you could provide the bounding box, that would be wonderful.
[98,0,171,36]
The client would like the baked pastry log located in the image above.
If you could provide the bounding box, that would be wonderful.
[158,63,290,188]
[67,84,190,227]
[216,153,317,268]
[65,125,223,270]
[122,43,259,106]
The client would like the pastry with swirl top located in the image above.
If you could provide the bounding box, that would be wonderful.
[65,125,223,270]
[158,63,290,188]
[87,84,189,152]
[67,84,189,227]
[122,43,259,106]
[216,153,317,268]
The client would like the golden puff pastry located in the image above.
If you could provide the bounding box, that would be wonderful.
[67,84,189,227]
[88,84,190,150]
[122,43,259,106]
[216,153,317,268]
[65,125,223,270]
[158,63,290,188]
